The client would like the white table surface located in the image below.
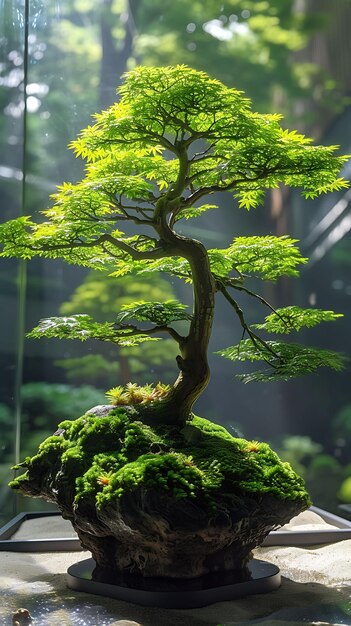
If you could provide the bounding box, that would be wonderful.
[1,513,350,626]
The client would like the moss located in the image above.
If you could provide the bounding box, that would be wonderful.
[191,415,236,442]
[60,445,89,479]
[10,408,311,510]
[95,452,213,506]
[17,436,71,475]
[8,472,30,490]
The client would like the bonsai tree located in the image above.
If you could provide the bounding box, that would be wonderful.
[2,66,348,584]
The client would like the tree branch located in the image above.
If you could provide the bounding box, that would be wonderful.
[181,186,217,207]
[182,169,282,207]
[217,283,281,363]
[115,322,186,347]
[107,194,155,224]
[190,143,217,162]
[100,125,177,154]
[223,280,287,324]
[28,233,171,261]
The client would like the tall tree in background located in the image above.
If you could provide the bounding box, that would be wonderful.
[57,271,179,388]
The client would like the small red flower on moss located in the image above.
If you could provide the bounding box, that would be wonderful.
[97,473,112,486]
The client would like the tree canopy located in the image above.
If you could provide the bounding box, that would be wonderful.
[0,65,348,422]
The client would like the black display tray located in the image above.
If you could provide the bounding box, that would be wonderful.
[263,505,351,546]
[0,511,81,551]
[0,506,350,551]
[67,557,281,608]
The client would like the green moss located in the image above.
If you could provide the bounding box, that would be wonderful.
[8,472,30,490]
[191,415,236,442]
[95,452,213,506]
[60,445,89,478]
[10,409,310,510]
[25,436,71,473]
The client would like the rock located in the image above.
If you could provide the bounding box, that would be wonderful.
[12,608,33,626]
[86,404,117,417]
[10,409,309,580]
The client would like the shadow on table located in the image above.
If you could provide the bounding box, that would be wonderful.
[207,576,351,626]
[1,565,350,626]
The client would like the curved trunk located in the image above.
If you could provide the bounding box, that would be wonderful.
[141,145,216,427]
[143,222,216,426]
[164,239,215,423]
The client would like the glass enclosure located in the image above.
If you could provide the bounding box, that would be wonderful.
[1,0,351,524]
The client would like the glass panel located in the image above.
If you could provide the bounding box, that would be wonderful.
[0,0,26,523]
[16,1,107,514]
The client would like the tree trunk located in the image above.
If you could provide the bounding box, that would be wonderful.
[141,147,217,426]
[165,239,216,422]
[99,0,141,108]
[141,228,216,427]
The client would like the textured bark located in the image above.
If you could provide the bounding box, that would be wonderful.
[150,144,217,425]
[68,488,304,580]
[142,236,215,426]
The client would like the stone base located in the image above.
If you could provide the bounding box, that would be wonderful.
[71,488,304,579]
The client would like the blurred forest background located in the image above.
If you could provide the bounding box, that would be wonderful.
[1,0,351,521]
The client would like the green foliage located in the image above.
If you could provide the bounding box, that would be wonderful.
[175,204,218,221]
[113,235,308,284]
[213,236,308,281]
[60,271,174,318]
[338,476,351,503]
[274,435,323,477]
[0,217,37,260]
[218,339,346,382]
[58,271,179,387]
[112,256,191,282]
[27,314,160,347]
[253,306,343,333]
[274,434,349,512]
[20,382,106,420]
[1,66,347,268]
[115,300,191,325]
[305,454,343,511]
[0,65,347,393]
[17,382,106,459]
[218,298,346,382]
[280,435,323,462]
[69,66,347,209]
[56,354,120,386]
[10,409,310,509]
[135,0,337,122]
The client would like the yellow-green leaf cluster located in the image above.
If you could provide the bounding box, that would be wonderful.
[27,315,160,347]
[217,339,347,383]
[115,300,191,325]
[253,306,343,334]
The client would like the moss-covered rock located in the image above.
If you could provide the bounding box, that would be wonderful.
[10,406,310,579]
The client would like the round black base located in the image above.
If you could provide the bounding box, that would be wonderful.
[67,558,281,608]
